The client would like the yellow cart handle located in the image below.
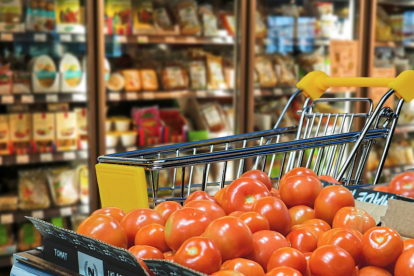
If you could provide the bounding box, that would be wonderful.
[297,70,414,102]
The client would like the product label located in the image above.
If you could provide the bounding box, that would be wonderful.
[203,105,222,127]
[178,5,198,30]
[154,8,171,29]
[189,61,207,89]
[202,13,217,36]
[166,67,185,88]
[0,115,9,143]
[10,113,31,142]
[78,252,104,276]
[33,113,55,141]
[56,0,80,24]
[208,61,226,89]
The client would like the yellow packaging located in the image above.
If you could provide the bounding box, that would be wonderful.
[32,113,55,153]
[10,113,31,154]
[0,115,9,155]
[105,0,132,35]
[206,54,227,90]
[132,0,155,34]
[55,0,80,24]
[75,108,87,150]
[122,69,141,91]
[55,112,77,151]
[140,69,158,91]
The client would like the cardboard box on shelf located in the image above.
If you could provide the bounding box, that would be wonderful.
[9,113,32,154]
[55,112,77,151]
[32,112,55,153]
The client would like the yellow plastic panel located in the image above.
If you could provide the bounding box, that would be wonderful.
[96,163,149,213]
[388,70,414,102]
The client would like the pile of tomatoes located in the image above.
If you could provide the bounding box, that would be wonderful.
[373,171,414,198]
[78,168,414,276]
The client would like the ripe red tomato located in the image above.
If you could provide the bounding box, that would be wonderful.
[229,211,245,217]
[154,201,182,221]
[324,229,362,265]
[280,175,323,208]
[246,230,289,270]
[287,228,318,253]
[358,266,392,276]
[241,170,273,191]
[373,186,389,193]
[211,271,244,276]
[121,209,166,247]
[319,175,340,184]
[388,172,414,198]
[314,185,355,225]
[184,200,226,221]
[221,258,265,276]
[332,207,376,234]
[279,167,318,189]
[221,178,271,214]
[238,212,270,233]
[394,247,414,276]
[184,191,219,206]
[362,227,404,267]
[163,250,174,258]
[404,239,414,251]
[78,215,128,249]
[135,224,170,253]
[303,218,331,232]
[309,245,355,276]
[270,188,281,199]
[289,205,316,226]
[165,254,175,262]
[214,187,227,206]
[164,208,210,251]
[267,247,307,275]
[294,224,325,239]
[203,216,253,261]
[317,228,344,247]
[253,197,292,236]
[91,207,126,223]
[174,237,222,275]
[129,245,164,275]
[265,267,302,276]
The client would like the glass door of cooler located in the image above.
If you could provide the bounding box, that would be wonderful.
[100,1,247,155]
[249,0,362,180]
[365,0,414,183]
[0,0,97,269]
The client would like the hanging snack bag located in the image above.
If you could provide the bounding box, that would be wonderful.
[206,54,227,90]
[18,169,50,210]
[199,5,217,36]
[9,113,31,154]
[47,167,79,206]
[104,0,132,35]
[161,64,188,90]
[255,56,277,88]
[122,69,141,91]
[32,112,55,153]
[189,60,207,90]
[55,111,77,151]
[173,0,200,35]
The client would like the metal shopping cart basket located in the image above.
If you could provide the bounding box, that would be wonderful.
[96,71,414,212]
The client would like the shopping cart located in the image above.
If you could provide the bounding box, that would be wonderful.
[96,71,414,211]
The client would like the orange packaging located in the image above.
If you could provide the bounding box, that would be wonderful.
[0,115,10,155]
[122,70,141,91]
[140,69,158,91]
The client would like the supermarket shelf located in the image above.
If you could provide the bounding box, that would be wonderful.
[0,32,86,43]
[255,87,298,97]
[395,125,414,134]
[377,0,414,6]
[106,146,138,155]
[374,41,414,48]
[0,93,87,105]
[0,204,90,225]
[0,256,13,268]
[105,34,234,45]
[257,38,330,46]
[0,151,88,166]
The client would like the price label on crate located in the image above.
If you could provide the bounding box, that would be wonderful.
[137,36,148,43]
[115,35,127,43]
[16,155,29,164]
[63,151,76,160]
[165,37,175,43]
[72,94,86,101]
[31,210,44,219]
[40,153,53,162]
[126,93,138,100]
[126,146,137,152]
[0,33,12,41]
[60,34,72,42]
[21,95,34,103]
[108,93,121,101]
[34,33,47,42]
[2,95,14,104]
[1,214,13,224]
[46,94,58,102]
[60,207,72,216]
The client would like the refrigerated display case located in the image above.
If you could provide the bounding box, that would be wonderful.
[0,0,99,269]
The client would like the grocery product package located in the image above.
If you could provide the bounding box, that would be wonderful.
[0,115,10,155]
[55,112,77,151]
[255,56,278,88]
[26,0,55,31]
[199,5,217,36]
[75,108,88,150]
[105,0,132,35]
[206,54,227,90]
[77,165,89,205]
[47,167,79,206]
[199,103,229,133]
[32,112,55,153]
[132,0,156,34]
[55,0,81,25]
[17,222,42,252]
[9,113,32,155]
[18,169,50,210]
[172,0,200,35]
[0,0,23,24]
[161,63,188,90]
[0,224,15,256]
[273,54,296,85]
[189,60,207,90]
[132,106,163,146]
[123,69,141,91]
[160,109,187,143]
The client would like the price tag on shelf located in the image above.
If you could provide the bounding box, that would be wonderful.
[16,155,29,164]
[165,37,175,43]
[394,167,402,174]
[106,148,116,155]
[254,89,261,96]
[126,146,137,152]
[186,37,197,43]
[34,33,47,42]
[46,94,58,102]
[78,151,88,159]
[21,95,34,103]
[197,91,207,98]
[79,205,90,214]
[63,151,76,160]
[40,153,53,162]
[115,35,127,43]
[126,93,138,100]
[60,207,72,217]
[60,34,72,42]
[274,89,283,95]
[1,214,13,224]
[0,33,13,41]
[31,210,44,219]
[142,93,155,100]
[2,95,14,104]
[137,36,148,43]
[108,93,121,101]
[75,35,86,42]
[72,94,86,101]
